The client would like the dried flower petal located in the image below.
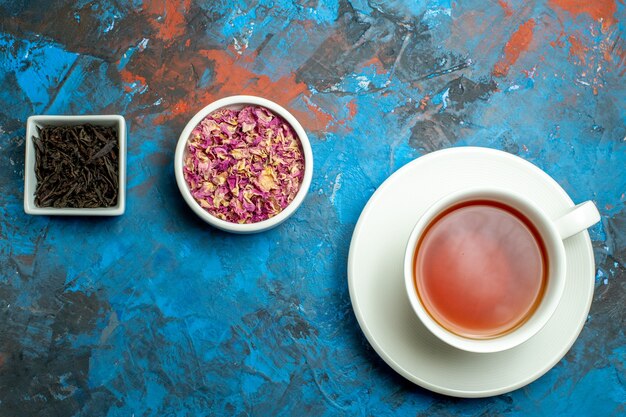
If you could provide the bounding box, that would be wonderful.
[184,105,305,224]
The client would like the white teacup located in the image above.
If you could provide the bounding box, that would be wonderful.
[403,187,600,353]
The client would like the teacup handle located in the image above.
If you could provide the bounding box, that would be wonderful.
[553,201,601,240]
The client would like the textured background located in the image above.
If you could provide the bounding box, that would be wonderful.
[0,0,625,416]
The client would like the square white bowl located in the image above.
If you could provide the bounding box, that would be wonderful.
[24,115,126,216]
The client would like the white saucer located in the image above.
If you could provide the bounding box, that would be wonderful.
[347,147,595,398]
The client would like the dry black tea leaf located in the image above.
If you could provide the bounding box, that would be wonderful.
[33,124,119,208]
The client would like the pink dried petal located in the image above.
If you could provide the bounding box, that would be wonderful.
[257,167,277,192]
[184,105,305,224]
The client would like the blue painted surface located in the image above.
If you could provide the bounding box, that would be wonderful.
[0,0,625,415]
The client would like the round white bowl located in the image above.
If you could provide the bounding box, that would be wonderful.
[174,95,313,233]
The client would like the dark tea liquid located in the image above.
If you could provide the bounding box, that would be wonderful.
[414,201,547,339]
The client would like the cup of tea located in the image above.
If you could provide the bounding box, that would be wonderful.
[403,187,600,353]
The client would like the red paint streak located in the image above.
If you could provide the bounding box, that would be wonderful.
[568,34,589,65]
[172,100,192,115]
[302,98,334,130]
[299,19,316,31]
[347,99,357,119]
[493,19,536,78]
[498,0,514,17]
[153,49,332,131]
[226,43,239,56]
[419,95,430,111]
[361,56,387,74]
[119,69,147,92]
[522,66,537,79]
[119,69,146,85]
[336,99,358,127]
[549,0,618,32]
[145,0,191,42]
